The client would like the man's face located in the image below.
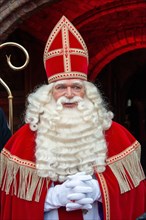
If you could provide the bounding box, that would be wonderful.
[52,79,85,108]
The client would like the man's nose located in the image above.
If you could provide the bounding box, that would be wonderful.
[65,87,73,98]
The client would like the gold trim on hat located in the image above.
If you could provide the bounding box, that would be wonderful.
[48,71,87,83]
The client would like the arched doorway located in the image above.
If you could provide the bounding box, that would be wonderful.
[124,70,146,173]
[96,48,146,173]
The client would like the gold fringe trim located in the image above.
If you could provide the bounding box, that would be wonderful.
[107,141,145,193]
[0,151,50,202]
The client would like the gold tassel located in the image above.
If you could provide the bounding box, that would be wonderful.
[0,150,49,202]
[108,142,145,193]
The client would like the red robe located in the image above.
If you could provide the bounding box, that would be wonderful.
[0,121,146,220]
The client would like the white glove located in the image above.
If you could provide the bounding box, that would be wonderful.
[67,172,93,181]
[66,192,93,212]
[66,178,93,211]
[85,179,102,202]
[44,179,72,211]
[66,202,92,211]
[44,173,92,211]
[66,172,102,211]
[67,172,101,201]
[44,172,101,212]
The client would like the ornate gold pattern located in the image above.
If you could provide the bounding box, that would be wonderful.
[97,173,110,220]
[2,148,36,168]
[106,140,139,164]
[45,49,87,60]
[62,24,71,72]
[48,71,87,83]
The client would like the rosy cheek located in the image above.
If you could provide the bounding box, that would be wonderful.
[81,91,85,98]
[52,92,59,101]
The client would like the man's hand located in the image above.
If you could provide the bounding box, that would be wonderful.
[44,174,92,211]
[44,179,75,211]
[65,172,101,211]
[44,172,101,212]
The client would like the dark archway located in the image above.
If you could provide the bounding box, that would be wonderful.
[96,48,146,173]
[124,69,146,174]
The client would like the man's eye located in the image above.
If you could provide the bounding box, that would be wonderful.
[56,86,66,90]
[73,86,82,90]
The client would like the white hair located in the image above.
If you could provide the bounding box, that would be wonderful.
[25,81,114,182]
[25,84,53,131]
[83,81,113,130]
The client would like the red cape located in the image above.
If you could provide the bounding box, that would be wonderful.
[0,121,146,220]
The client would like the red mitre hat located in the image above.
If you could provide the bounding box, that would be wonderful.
[43,16,89,83]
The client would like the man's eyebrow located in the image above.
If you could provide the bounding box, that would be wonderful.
[54,81,67,87]
[54,82,65,86]
[72,81,83,85]
[54,81,83,86]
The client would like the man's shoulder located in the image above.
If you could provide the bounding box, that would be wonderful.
[105,121,137,157]
[105,121,136,141]
[3,123,36,162]
[14,123,34,135]
[11,123,35,144]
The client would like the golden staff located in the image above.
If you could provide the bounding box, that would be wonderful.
[0,42,30,134]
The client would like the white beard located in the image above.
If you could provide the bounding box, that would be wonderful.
[35,96,108,182]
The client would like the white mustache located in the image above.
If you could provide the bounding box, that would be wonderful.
[57,96,83,104]
[56,96,83,111]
